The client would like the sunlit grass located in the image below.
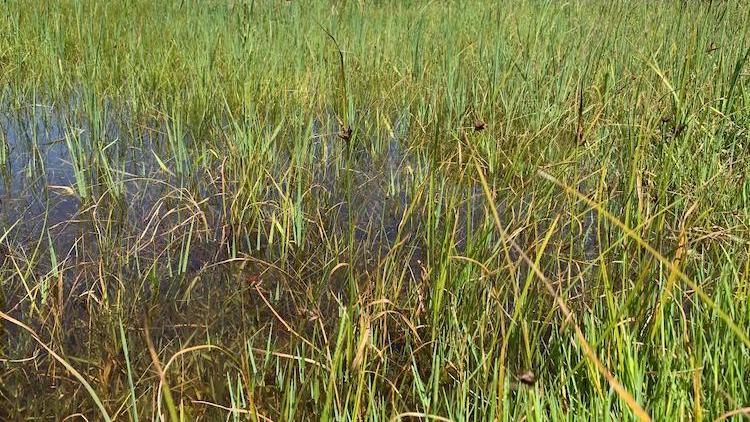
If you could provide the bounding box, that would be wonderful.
[0,0,749,420]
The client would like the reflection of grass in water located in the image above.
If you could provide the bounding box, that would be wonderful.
[0,1,749,421]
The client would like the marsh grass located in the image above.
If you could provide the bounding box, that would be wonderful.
[1,0,750,420]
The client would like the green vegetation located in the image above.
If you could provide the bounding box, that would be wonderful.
[1,0,749,420]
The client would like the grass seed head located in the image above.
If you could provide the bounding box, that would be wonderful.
[474,119,487,132]
[517,370,537,386]
[339,125,353,142]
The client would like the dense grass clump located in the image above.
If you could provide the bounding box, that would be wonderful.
[1,0,749,420]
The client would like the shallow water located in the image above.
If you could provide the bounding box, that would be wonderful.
[0,102,602,295]
[0,99,606,419]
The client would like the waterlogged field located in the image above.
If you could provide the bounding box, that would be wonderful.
[0,1,749,420]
